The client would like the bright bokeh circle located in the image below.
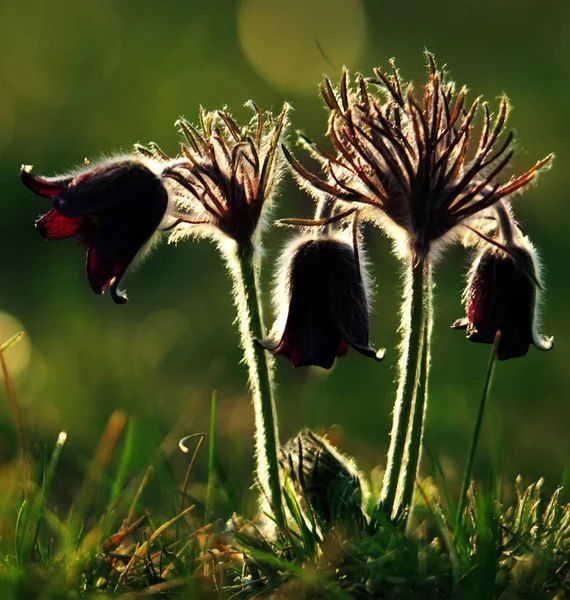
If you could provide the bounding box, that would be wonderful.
[237,0,366,94]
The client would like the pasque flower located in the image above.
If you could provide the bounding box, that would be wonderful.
[261,234,384,369]
[452,206,553,359]
[281,429,367,530]
[161,102,289,246]
[137,102,290,528]
[284,54,552,263]
[21,157,169,303]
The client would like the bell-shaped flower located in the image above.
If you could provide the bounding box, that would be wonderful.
[261,235,384,369]
[21,157,170,303]
[452,235,553,360]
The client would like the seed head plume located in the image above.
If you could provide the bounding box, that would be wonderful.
[156,102,290,247]
[284,52,552,263]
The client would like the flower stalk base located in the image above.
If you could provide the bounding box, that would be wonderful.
[379,259,432,521]
[225,241,284,528]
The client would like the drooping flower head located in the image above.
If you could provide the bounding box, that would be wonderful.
[21,157,170,303]
[261,230,384,369]
[452,203,553,360]
[161,102,290,247]
[284,53,552,263]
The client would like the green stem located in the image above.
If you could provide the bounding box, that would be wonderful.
[455,332,500,536]
[379,259,430,519]
[399,262,433,521]
[225,241,284,528]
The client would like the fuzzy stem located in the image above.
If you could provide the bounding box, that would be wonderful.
[398,262,433,520]
[224,240,284,528]
[455,331,500,536]
[379,259,430,519]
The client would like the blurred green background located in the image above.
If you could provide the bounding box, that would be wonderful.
[0,0,568,507]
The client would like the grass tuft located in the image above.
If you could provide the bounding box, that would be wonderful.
[1,333,569,599]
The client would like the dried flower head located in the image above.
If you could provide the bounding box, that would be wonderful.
[284,53,552,263]
[21,157,170,303]
[159,102,290,246]
[261,232,384,369]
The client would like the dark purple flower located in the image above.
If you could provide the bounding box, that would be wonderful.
[261,236,384,369]
[21,157,169,303]
[452,242,553,360]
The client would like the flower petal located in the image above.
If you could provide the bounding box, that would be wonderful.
[85,190,167,302]
[56,159,165,217]
[35,210,82,240]
[273,316,343,369]
[86,246,112,294]
[321,240,382,360]
[21,165,72,199]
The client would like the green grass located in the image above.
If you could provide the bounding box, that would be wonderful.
[1,335,570,599]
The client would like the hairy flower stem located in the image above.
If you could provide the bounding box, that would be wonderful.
[379,259,432,520]
[399,263,433,520]
[226,240,284,528]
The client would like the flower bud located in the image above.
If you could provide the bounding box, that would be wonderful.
[280,429,367,530]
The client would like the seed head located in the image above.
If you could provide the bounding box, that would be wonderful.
[159,102,290,246]
[285,53,552,263]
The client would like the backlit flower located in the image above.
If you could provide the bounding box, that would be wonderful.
[260,235,384,369]
[280,429,367,530]
[162,102,289,246]
[284,53,552,263]
[21,157,170,303]
[452,227,553,360]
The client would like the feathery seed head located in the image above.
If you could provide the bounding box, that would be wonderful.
[285,53,552,263]
[162,102,290,246]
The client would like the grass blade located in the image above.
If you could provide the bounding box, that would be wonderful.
[109,418,136,510]
[1,332,26,462]
[205,391,217,519]
[179,432,206,513]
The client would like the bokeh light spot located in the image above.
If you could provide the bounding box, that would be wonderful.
[237,0,366,94]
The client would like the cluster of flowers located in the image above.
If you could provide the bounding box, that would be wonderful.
[22,56,552,363]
